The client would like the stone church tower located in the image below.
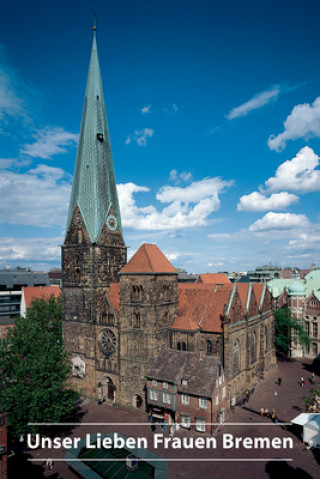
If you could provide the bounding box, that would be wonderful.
[62,27,127,398]
[118,244,179,408]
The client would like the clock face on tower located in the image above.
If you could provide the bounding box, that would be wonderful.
[106,214,118,231]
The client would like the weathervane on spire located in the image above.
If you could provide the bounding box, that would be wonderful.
[93,11,97,31]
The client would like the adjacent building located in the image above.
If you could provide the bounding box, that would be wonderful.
[268,273,320,357]
[0,267,50,339]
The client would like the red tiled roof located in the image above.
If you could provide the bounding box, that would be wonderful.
[108,283,120,316]
[120,243,177,274]
[23,286,61,309]
[252,283,265,307]
[171,284,233,332]
[236,283,250,311]
[197,273,230,284]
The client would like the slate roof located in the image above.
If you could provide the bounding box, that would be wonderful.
[0,271,49,289]
[120,243,178,274]
[197,273,230,284]
[147,349,220,398]
[23,286,61,309]
[146,349,187,382]
[171,283,233,332]
[268,278,320,301]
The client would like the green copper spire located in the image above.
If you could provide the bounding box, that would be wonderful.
[66,27,123,243]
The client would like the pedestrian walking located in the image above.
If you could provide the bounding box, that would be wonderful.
[301,377,305,387]
[46,459,54,470]
[278,377,282,386]
[265,408,270,419]
[271,409,276,422]
[311,372,315,385]
[260,407,265,417]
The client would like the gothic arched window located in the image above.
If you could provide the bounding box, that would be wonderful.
[207,340,213,354]
[182,342,187,351]
[233,340,240,375]
[133,311,141,328]
[177,342,181,350]
[251,333,256,364]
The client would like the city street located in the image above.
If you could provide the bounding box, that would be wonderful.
[9,358,320,478]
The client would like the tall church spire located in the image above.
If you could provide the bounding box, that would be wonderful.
[66,26,123,243]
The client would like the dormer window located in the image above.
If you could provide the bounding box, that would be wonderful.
[181,379,188,386]
[97,133,104,142]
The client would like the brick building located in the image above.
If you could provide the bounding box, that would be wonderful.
[146,349,228,433]
[62,25,276,421]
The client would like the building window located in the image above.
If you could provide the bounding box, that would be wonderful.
[163,382,169,389]
[207,340,212,354]
[313,323,318,339]
[195,417,206,432]
[181,394,189,405]
[215,395,219,406]
[181,379,188,386]
[182,342,187,351]
[180,414,191,429]
[152,380,157,387]
[177,342,181,350]
[133,311,141,328]
[312,343,318,356]
[199,397,207,409]
[150,390,158,401]
[233,340,240,375]
[163,393,171,404]
[222,387,226,399]
[251,333,256,364]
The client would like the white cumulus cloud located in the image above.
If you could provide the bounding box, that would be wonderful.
[237,191,299,212]
[125,128,154,146]
[265,146,320,193]
[0,236,62,263]
[0,163,71,227]
[268,96,320,151]
[20,127,79,159]
[227,85,280,120]
[249,212,309,232]
[117,177,233,231]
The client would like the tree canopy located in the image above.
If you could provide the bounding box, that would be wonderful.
[274,308,310,355]
[0,295,77,439]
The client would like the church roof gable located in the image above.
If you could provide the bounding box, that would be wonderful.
[120,243,177,274]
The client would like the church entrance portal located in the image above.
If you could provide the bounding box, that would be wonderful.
[132,394,143,408]
[100,376,115,404]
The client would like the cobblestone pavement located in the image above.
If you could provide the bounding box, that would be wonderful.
[8,358,320,479]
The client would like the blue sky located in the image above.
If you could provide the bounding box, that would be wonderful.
[1,0,320,273]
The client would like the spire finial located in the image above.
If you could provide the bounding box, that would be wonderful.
[93,11,97,31]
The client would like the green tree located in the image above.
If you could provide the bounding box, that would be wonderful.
[0,295,77,439]
[274,308,310,355]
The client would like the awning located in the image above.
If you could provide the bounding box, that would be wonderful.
[291,413,314,426]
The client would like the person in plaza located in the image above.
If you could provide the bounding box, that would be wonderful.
[311,372,315,385]
[271,409,276,422]
[162,420,167,432]
[278,377,282,386]
[46,459,54,470]
[265,408,270,419]
[301,376,305,386]
[260,407,265,417]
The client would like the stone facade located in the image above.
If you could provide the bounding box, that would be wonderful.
[118,271,178,408]
[62,206,126,397]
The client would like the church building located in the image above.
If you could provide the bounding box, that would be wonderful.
[62,26,276,417]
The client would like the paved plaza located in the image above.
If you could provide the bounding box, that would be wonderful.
[8,358,320,478]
